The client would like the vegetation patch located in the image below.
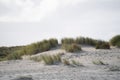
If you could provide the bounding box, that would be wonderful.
[61,38,75,44]
[110,35,120,47]
[0,46,24,60]
[62,43,82,52]
[7,51,23,60]
[62,59,70,65]
[30,56,42,62]
[61,37,96,46]
[95,41,110,49]
[116,42,120,48]
[71,59,83,66]
[0,38,58,60]
[35,54,61,65]
[92,60,105,65]
[31,54,84,67]
[76,37,96,46]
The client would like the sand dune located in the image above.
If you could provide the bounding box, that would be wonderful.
[0,46,120,80]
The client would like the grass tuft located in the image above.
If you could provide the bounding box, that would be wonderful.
[41,54,61,65]
[71,59,83,66]
[62,43,82,52]
[30,56,42,62]
[110,35,120,47]
[92,60,105,65]
[62,59,70,65]
[95,41,110,49]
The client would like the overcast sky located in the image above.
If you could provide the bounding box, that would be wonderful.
[0,0,120,46]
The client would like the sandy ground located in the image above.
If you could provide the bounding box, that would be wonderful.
[0,46,120,80]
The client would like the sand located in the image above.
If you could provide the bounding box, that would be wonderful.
[0,46,120,80]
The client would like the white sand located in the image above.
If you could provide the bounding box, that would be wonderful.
[0,46,120,80]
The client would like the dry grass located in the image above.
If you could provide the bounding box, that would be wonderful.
[92,60,105,65]
[71,59,83,66]
[30,54,62,65]
[30,56,42,62]
[62,43,82,52]
[62,59,70,65]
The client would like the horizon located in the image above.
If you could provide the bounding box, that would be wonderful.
[0,0,120,46]
[0,35,117,47]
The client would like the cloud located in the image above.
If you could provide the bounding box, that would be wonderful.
[0,0,88,22]
[0,0,58,22]
[0,0,120,22]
